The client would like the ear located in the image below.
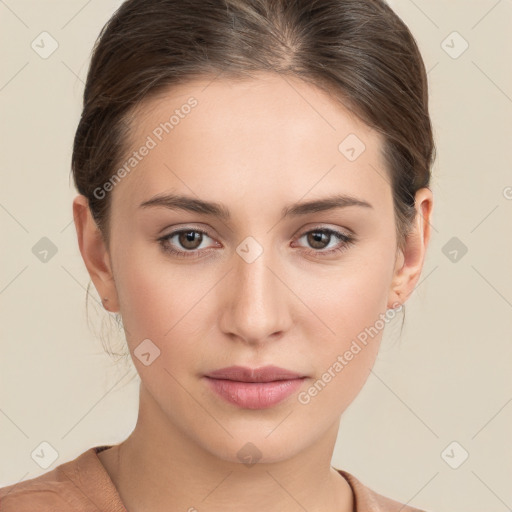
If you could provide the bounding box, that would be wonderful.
[387,187,434,309]
[73,194,119,312]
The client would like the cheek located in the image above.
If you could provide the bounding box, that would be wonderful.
[114,246,209,352]
[299,244,395,402]
[298,287,386,416]
[299,240,395,341]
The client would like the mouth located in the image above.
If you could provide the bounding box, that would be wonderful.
[203,365,308,409]
[204,365,306,383]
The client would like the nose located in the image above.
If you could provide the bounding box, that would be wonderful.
[218,245,292,346]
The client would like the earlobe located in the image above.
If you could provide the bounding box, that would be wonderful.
[72,194,119,312]
[387,188,434,309]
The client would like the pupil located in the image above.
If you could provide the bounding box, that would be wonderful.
[310,231,328,249]
[180,231,201,249]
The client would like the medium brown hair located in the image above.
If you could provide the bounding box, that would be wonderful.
[71,0,435,352]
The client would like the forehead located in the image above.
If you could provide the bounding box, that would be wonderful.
[111,72,390,217]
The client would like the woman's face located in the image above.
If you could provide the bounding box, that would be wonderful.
[78,72,430,464]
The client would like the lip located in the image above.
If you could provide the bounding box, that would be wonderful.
[205,365,305,382]
[203,365,307,409]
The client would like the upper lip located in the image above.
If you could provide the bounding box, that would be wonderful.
[205,365,305,383]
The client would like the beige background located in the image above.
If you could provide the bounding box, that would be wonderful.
[1,1,511,510]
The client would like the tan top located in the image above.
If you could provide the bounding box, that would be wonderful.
[0,445,429,511]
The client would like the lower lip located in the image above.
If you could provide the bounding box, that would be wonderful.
[204,377,306,409]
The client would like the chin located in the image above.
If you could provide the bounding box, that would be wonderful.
[199,428,307,467]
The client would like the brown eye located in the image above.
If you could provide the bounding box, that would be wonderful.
[178,230,204,250]
[306,230,331,250]
[295,228,356,257]
[158,228,217,258]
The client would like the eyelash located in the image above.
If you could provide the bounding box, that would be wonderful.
[157,227,356,259]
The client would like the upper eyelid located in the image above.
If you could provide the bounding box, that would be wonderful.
[162,224,349,235]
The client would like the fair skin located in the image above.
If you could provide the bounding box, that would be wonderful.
[73,72,433,512]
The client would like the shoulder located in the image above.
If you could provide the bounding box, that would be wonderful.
[0,479,73,511]
[0,445,121,512]
[336,469,432,512]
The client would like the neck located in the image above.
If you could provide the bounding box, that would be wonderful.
[99,384,354,512]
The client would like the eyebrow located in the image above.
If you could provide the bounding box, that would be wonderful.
[139,193,373,220]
